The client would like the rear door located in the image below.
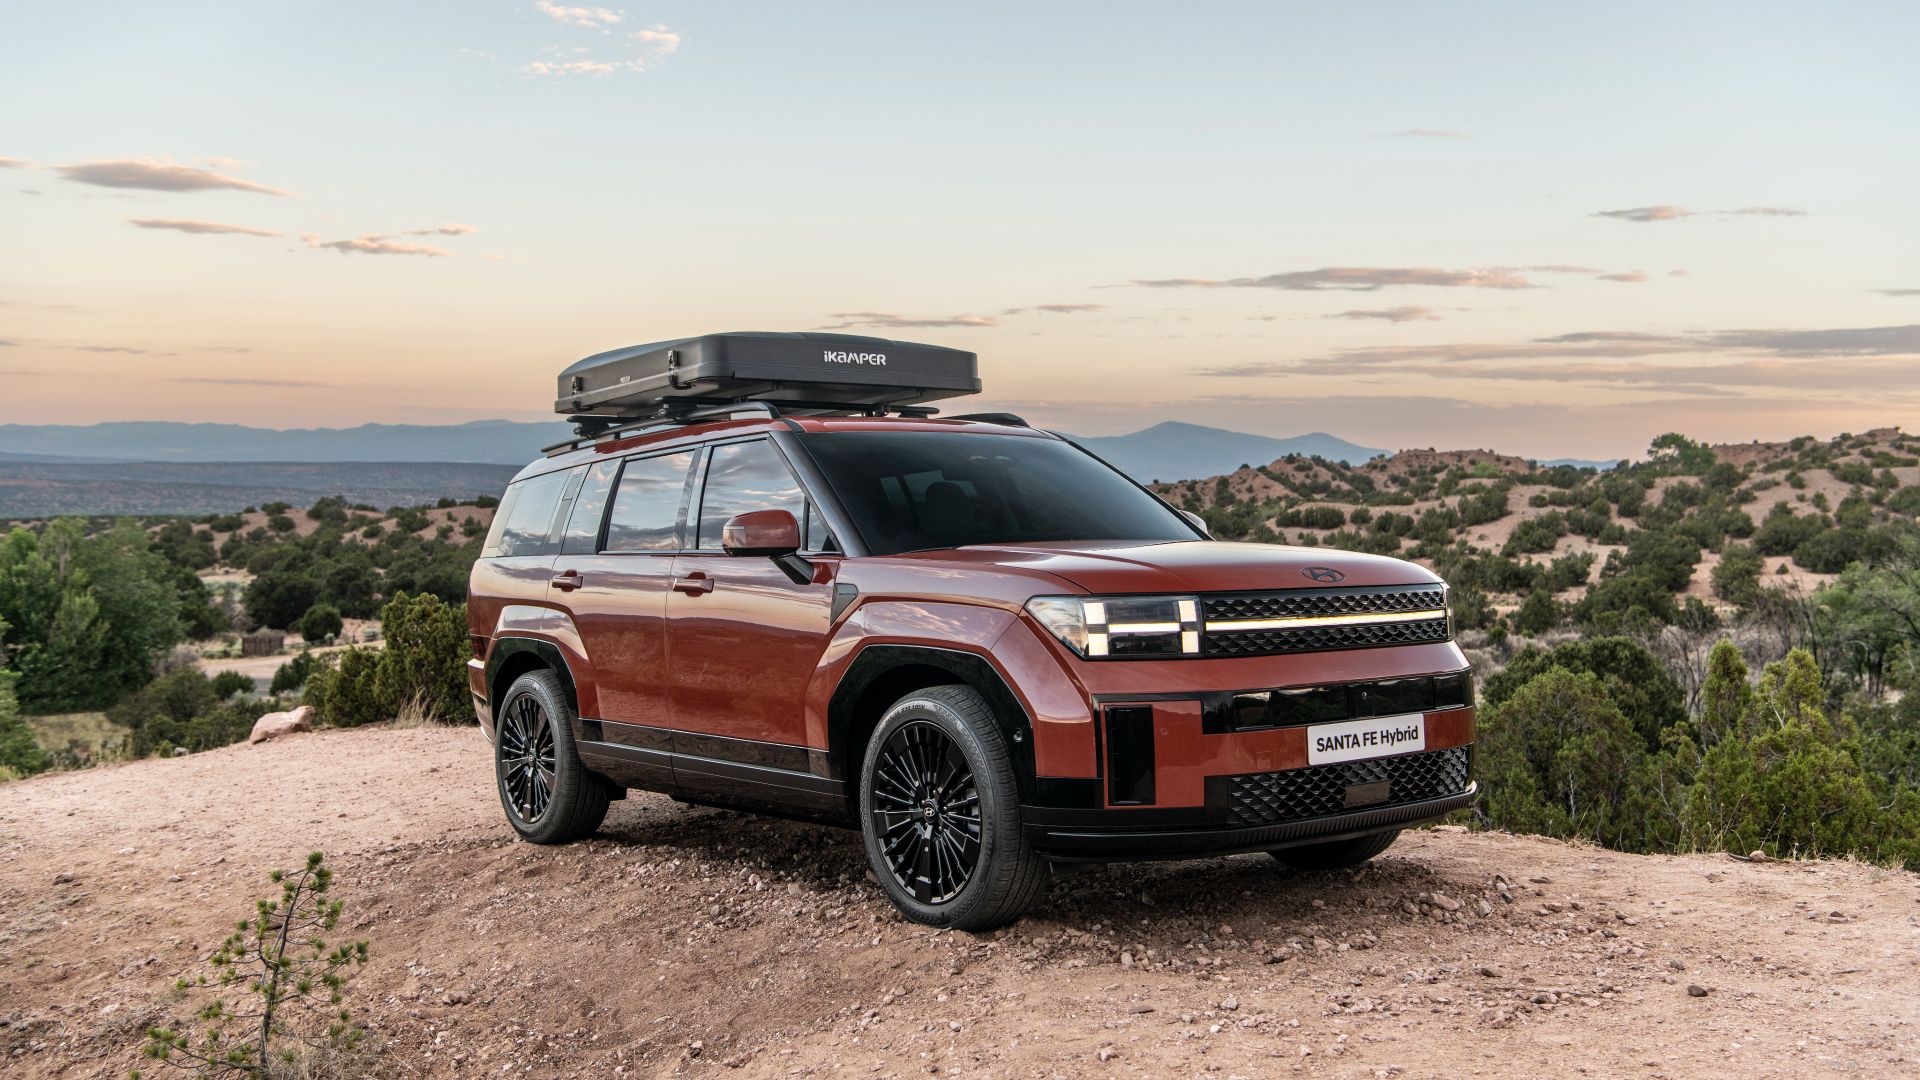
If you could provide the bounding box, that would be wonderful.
[665,437,838,754]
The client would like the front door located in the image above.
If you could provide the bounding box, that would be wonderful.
[666,438,836,755]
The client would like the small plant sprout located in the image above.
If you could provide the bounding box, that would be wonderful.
[138,852,369,1077]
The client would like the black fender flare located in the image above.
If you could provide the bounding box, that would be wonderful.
[484,636,581,721]
[826,644,1040,802]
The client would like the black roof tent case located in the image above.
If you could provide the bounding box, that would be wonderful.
[554,331,981,418]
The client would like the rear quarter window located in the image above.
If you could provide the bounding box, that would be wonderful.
[482,469,571,558]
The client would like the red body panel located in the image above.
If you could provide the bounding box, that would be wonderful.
[668,552,836,744]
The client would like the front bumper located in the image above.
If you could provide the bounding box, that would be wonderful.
[1025,781,1476,861]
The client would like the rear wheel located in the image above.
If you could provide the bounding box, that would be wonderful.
[859,685,1048,931]
[1269,828,1400,870]
[495,669,609,844]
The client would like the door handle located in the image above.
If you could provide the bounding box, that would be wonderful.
[550,570,582,591]
[673,572,714,596]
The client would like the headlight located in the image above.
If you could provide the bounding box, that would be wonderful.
[1025,595,1203,659]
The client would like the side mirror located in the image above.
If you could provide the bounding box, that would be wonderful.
[721,509,802,557]
[1179,509,1212,538]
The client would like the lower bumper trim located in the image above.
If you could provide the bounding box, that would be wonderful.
[1027,782,1476,861]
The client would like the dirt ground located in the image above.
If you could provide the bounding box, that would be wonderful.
[3,727,1916,1079]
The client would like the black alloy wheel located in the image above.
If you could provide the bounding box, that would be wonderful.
[857,684,1049,930]
[494,669,610,844]
[499,690,558,825]
[869,720,984,904]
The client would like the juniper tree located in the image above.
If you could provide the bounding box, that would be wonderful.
[139,853,368,1078]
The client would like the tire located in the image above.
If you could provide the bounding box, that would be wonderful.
[495,669,610,845]
[1269,828,1400,870]
[858,684,1049,931]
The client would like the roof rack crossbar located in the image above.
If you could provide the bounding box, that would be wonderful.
[540,396,942,455]
[949,412,1030,427]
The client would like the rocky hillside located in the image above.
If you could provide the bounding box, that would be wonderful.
[3,726,1916,1077]
[1153,427,1920,619]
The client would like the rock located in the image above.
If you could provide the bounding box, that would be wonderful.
[172,747,189,757]
[1097,1046,1118,1062]
[53,872,75,885]
[1430,892,1463,912]
[1220,996,1239,1011]
[1687,984,1709,997]
[1668,959,1686,972]
[248,705,315,745]
[1127,1004,1155,1014]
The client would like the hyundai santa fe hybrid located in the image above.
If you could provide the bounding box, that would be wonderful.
[469,332,1475,929]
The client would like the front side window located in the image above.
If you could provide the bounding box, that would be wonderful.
[482,469,571,558]
[604,450,698,552]
[803,432,1194,556]
[696,440,805,549]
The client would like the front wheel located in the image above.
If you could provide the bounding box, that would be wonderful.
[495,669,609,844]
[859,685,1049,931]
[1269,828,1400,870]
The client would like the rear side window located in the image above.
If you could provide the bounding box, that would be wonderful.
[605,450,698,552]
[482,469,571,558]
[696,440,805,549]
[561,459,621,555]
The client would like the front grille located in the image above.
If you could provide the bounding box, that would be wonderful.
[1215,746,1471,827]
[1204,617,1450,658]
[1202,585,1445,623]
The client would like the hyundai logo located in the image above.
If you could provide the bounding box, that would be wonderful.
[1302,566,1346,583]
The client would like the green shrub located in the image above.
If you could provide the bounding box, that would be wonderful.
[1711,543,1766,606]
[210,670,255,699]
[304,593,471,727]
[270,650,317,695]
[0,667,48,778]
[299,603,344,644]
[1483,636,1685,751]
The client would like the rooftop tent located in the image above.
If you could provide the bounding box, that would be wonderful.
[555,331,981,419]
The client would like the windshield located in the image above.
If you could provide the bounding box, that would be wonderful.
[801,431,1197,556]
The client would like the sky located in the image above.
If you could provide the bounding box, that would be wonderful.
[2,1,1917,459]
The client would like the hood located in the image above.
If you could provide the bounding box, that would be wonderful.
[886,540,1440,596]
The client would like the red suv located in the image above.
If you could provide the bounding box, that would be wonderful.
[469,333,1474,929]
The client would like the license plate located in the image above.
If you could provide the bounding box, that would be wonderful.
[1307,713,1426,766]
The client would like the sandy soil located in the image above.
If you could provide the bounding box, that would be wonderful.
[3,727,1916,1079]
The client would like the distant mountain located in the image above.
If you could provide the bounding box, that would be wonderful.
[1063,422,1387,483]
[0,418,1388,482]
[0,420,571,466]
[0,461,518,518]
[1539,457,1626,471]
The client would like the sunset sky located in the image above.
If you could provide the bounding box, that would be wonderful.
[3,2,1917,459]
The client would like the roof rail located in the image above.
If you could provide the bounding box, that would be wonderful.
[539,398,942,455]
[949,412,1029,428]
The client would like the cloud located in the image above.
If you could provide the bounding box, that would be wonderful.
[1872,288,1920,297]
[521,23,680,76]
[1593,205,1693,222]
[819,312,999,329]
[1596,271,1649,283]
[72,344,172,355]
[52,158,289,196]
[401,223,478,236]
[1594,204,1808,223]
[171,376,327,388]
[1130,266,1540,291]
[535,1,620,29]
[1003,303,1104,315]
[128,217,281,238]
[1193,323,1920,380]
[301,233,450,257]
[0,157,29,169]
[522,58,621,76]
[1325,306,1441,323]
[632,26,681,55]
[1669,269,1690,277]
[1372,129,1467,139]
